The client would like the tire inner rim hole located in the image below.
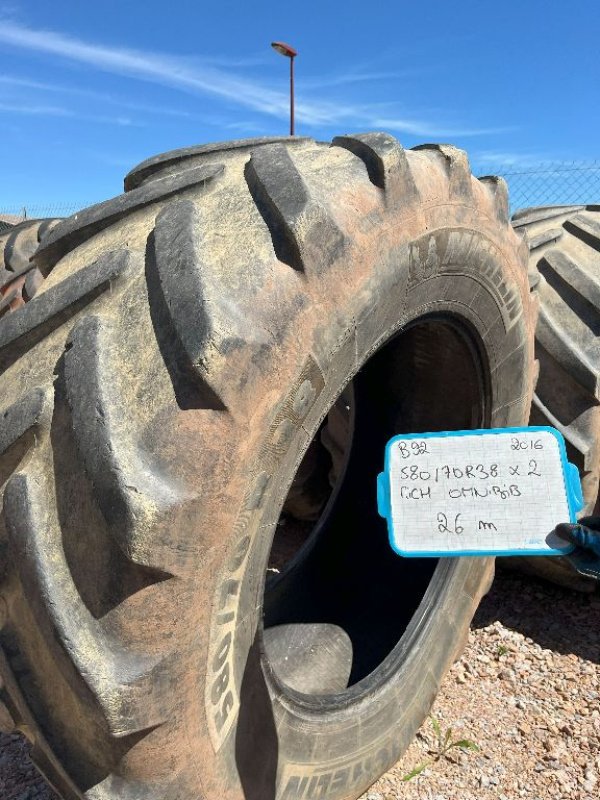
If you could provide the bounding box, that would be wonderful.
[263,317,488,700]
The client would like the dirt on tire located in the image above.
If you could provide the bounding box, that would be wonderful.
[0,134,536,799]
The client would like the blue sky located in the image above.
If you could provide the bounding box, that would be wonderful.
[0,1,598,210]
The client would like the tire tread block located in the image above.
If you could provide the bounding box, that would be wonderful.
[533,338,600,485]
[412,143,473,200]
[65,315,188,573]
[35,164,224,273]
[512,204,585,228]
[0,287,21,317]
[151,200,226,409]
[245,143,345,273]
[0,388,49,457]
[529,227,563,251]
[124,136,311,191]
[477,175,510,224]
[4,471,169,738]
[0,260,37,292]
[4,222,41,271]
[331,132,420,208]
[536,304,599,398]
[0,250,130,372]
[531,393,591,458]
[543,247,600,310]
[564,212,600,252]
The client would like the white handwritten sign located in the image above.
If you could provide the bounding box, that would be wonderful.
[377,427,584,557]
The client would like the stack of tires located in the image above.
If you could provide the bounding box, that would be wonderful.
[0,218,61,316]
[0,134,593,800]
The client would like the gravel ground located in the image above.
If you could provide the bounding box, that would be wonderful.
[361,568,600,800]
[1,568,598,799]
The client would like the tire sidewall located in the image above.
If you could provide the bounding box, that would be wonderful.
[202,219,532,799]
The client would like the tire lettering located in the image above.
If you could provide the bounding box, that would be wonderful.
[280,739,396,798]
[206,533,251,751]
[331,767,349,793]
[229,536,250,571]
[282,776,308,798]
[207,355,326,753]
[218,579,239,609]
[212,632,232,672]
[214,690,234,733]
[211,662,230,706]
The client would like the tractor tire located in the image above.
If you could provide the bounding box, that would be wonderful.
[0,218,62,316]
[0,135,536,800]
[510,205,600,591]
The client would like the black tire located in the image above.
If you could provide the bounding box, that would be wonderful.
[0,218,62,316]
[123,136,313,192]
[510,205,600,591]
[0,134,535,800]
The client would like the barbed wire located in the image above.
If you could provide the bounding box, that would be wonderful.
[1,160,599,222]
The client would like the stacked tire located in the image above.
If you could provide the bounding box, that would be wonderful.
[0,135,536,799]
[0,218,62,316]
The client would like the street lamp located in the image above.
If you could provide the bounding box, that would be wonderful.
[271,41,297,136]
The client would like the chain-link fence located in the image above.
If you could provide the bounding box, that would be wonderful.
[1,160,599,223]
[474,160,600,214]
[0,203,89,223]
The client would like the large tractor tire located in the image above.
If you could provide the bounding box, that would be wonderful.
[0,135,536,800]
[511,205,600,591]
[0,218,62,316]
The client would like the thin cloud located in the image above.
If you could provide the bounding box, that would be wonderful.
[0,73,195,118]
[191,54,270,69]
[0,74,61,91]
[0,100,142,126]
[373,117,515,138]
[0,19,512,137]
[223,119,267,132]
[0,101,73,116]
[301,69,421,90]
[472,151,550,170]
[0,20,296,119]
[87,150,147,169]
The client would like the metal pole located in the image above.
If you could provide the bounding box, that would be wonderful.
[271,42,297,136]
[290,55,295,136]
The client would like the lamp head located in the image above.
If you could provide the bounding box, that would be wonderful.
[271,41,297,58]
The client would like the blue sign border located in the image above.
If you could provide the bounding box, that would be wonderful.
[377,426,584,558]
